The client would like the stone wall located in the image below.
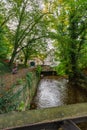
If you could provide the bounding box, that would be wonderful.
[0,70,39,113]
[14,71,39,111]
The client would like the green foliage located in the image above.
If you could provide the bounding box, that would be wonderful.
[0,27,11,59]
[0,71,33,114]
[53,63,66,76]
[0,71,34,113]
[0,0,87,78]
[48,0,87,79]
[5,0,48,66]
[16,78,24,85]
[0,78,30,114]
[0,62,5,72]
[27,103,30,110]
[0,11,12,60]
[0,84,18,113]
[17,101,25,111]
[36,65,42,76]
[0,62,10,74]
[25,72,33,89]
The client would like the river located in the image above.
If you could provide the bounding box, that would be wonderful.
[31,76,87,129]
[31,76,87,109]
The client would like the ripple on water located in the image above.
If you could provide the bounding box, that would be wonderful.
[35,78,68,109]
[33,77,87,109]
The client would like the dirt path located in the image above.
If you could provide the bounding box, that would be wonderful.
[0,68,31,89]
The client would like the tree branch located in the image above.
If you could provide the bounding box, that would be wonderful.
[16,35,46,53]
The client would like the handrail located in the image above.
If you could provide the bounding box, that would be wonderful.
[0,103,87,129]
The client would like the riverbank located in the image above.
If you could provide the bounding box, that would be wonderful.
[0,67,36,90]
[0,67,39,113]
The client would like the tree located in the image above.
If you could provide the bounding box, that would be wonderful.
[22,38,48,66]
[0,16,11,60]
[0,28,10,60]
[67,1,87,81]
[1,0,48,67]
[47,0,87,84]
[0,0,14,61]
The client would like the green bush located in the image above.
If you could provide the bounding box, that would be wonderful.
[0,62,10,74]
[36,65,42,76]
[0,84,19,113]
[17,101,25,111]
[26,72,33,89]
[53,63,66,76]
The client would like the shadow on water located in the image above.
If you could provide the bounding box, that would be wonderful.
[31,76,87,109]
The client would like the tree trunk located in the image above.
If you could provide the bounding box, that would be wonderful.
[24,53,29,67]
[9,49,17,68]
[68,15,79,83]
[24,57,28,67]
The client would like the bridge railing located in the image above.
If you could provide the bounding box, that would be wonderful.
[0,103,87,129]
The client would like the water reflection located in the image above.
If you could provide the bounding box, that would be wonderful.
[33,77,87,109]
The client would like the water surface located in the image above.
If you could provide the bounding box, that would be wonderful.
[32,76,87,109]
